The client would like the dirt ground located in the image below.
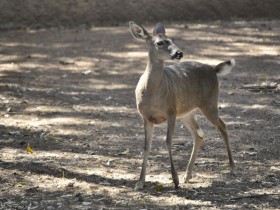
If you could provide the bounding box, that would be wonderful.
[1,0,280,29]
[0,20,279,209]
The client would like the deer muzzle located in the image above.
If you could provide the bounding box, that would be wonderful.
[171,51,183,60]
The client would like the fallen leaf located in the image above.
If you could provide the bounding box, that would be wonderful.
[72,96,80,101]
[99,181,111,186]
[152,184,164,191]
[139,199,146,206]
[270,166,280,172]
[118,148,129,155]
[106,159,113,166]
[17,181,26,186]
[47,136,62,141]
[59,58,75,65]
[82,202,92,206]
[167,190,177,193]
[72,106,81,112]
[26,143,33,154]
[111,122,121,127]
[61,194,73,198]
[9,131,21,135]
[28,203,39,210]
[67,182,74,187]
[221,169,231,174]
[248,152,257,156]
[82,70,92,75]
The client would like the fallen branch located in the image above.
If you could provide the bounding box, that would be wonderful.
[240,83,279,93]
[226,193,280,201]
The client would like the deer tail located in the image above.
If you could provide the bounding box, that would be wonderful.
[215,59,235,76]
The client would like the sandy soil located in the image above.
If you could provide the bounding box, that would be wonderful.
[0,20,279,209]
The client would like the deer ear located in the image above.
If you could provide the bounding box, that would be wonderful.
[129,21,150,40]
[153,23,166,35]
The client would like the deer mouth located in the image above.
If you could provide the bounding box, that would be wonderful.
[171,51,183,60]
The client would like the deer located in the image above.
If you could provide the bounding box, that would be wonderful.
[129,21,236,190]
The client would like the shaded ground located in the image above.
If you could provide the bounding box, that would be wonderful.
[1,0,280,29]
[0,20,279,209]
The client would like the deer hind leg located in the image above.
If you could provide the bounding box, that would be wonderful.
[182,113,204,183]
[135,119,154,190]
[201,107,236,174]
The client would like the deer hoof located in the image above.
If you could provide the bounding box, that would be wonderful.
[174,183,180,189]
[230,169,237,177]
[135,181,144,190]
[183,174,192,183]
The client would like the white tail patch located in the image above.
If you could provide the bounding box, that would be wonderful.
[230,59,236,66]
[217,59,235,76]
[197,128,204,138]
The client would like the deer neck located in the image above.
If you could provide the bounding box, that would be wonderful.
[142,47,164,93]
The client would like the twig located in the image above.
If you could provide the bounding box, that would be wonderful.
[226,193,280,201]
[240,84,278,93]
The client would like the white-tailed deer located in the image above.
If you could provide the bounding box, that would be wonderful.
[129,21,236,190]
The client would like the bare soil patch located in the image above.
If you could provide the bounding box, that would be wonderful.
[0,20,279,209]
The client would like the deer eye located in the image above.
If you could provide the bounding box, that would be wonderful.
[164,40,171,45]
[156,41,164,46]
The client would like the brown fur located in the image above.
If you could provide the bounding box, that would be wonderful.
[130,21,236,190]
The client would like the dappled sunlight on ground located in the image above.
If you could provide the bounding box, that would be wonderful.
[0,20,279,209]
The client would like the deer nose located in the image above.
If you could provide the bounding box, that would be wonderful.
[171,51,183,60]
[176,51,183,59]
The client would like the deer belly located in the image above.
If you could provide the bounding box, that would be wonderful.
[138,105,167,124]
[147,114,167,124]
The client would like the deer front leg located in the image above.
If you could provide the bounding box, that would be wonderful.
[182,114,204,183]
[135,119,154,190]
[166,114,179,189]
